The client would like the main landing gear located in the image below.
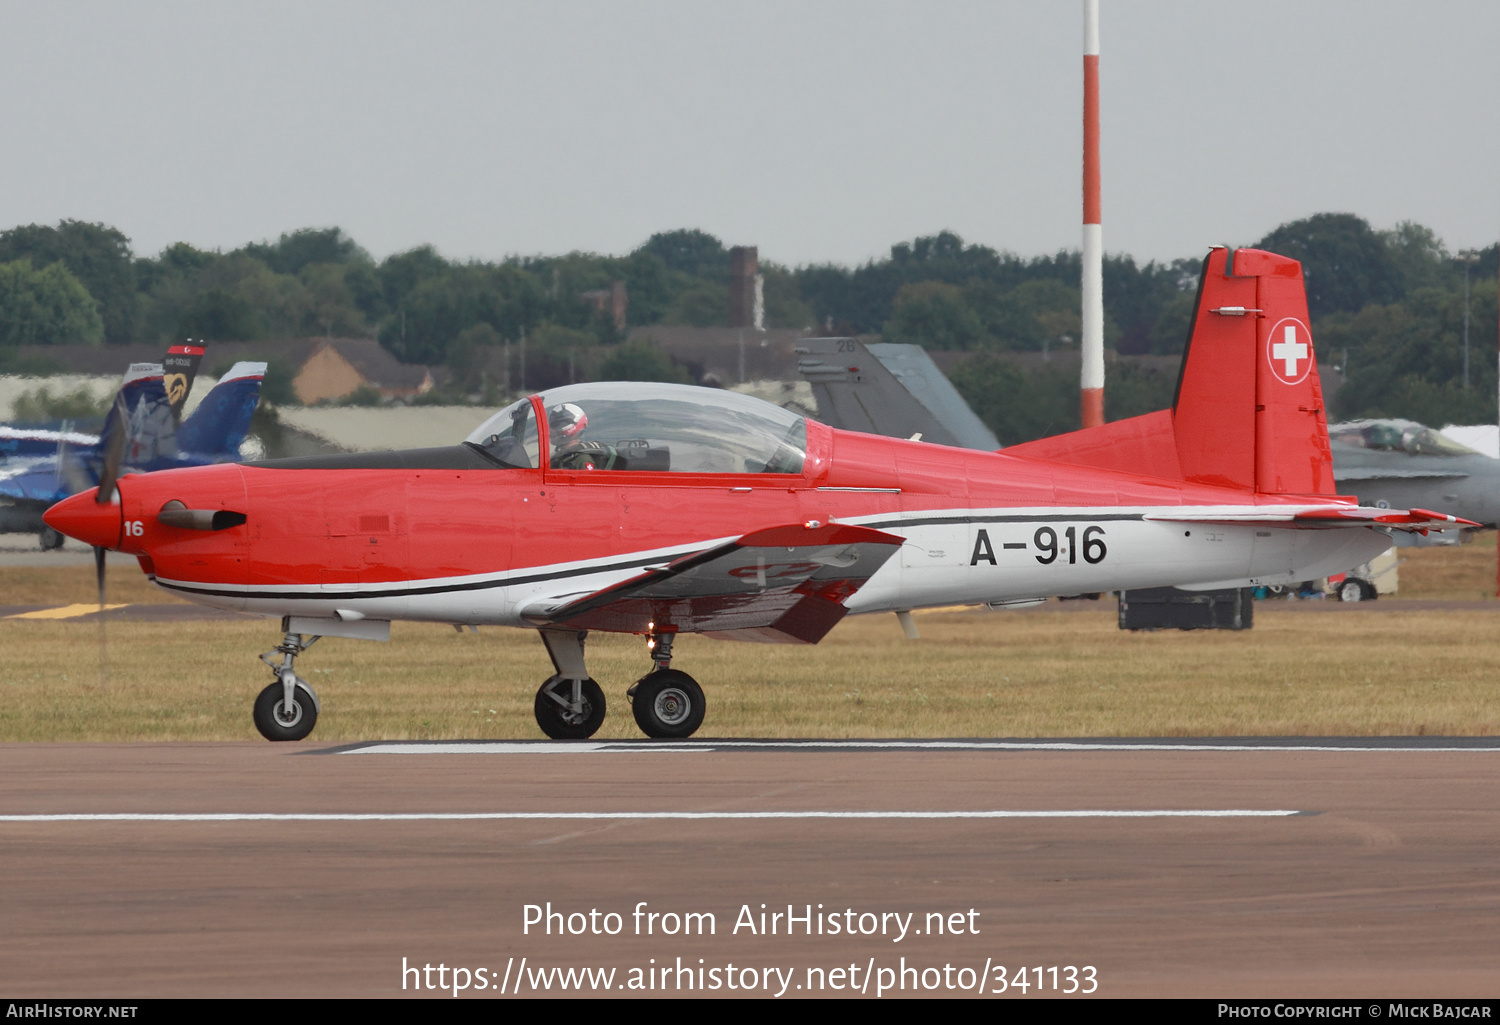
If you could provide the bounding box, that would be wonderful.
[531,627,706,741]
[252,627,322,742]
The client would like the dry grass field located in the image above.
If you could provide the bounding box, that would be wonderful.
[0,533,1496,741]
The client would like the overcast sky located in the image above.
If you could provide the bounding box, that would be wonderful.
[1,1,1495,268]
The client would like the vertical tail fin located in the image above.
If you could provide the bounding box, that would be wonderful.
[1173,247,1333,494]
[162,342,206,423]
[175,362,266,458]
[1003,246,1334,496]
[94,363,167,467]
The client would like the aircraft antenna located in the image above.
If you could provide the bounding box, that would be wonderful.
[1080,0,1105,428]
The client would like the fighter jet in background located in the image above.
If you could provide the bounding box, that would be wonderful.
[795,338,999,450]
[1,350,266,548]
[1328,419,1497,533]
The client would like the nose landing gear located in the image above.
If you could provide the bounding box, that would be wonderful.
[534,629,606,740]
[253,628,321,741]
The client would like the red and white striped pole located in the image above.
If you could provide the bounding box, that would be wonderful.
[1080,0,1105,429]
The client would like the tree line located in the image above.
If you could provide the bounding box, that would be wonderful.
[0,214,1494,441]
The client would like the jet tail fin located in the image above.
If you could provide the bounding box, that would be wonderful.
[175,362,266,458]
[162,342,206,423]
[1005,247,1334,496]
[94,363,167,466]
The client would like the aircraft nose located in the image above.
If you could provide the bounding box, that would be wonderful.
[42,489,122,549]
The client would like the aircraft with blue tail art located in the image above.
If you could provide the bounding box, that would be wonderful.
[43,248,1474,742]
[2,346,267,548]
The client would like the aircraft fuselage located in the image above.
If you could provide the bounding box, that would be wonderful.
[101,421,1390,628]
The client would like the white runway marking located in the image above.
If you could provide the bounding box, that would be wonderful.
[338,739,1500,755]
[0,810,1303,822]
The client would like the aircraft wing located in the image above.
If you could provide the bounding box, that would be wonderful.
[1334,468,1470,481]
[1145,506,1478,531]
[0,458,66,505]
[520,522,904,644]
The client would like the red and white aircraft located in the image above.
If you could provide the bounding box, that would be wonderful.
[43,248,1471,742]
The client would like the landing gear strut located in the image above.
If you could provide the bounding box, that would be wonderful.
[534,629,606,739]
[628,630,705,739]
[253,627,321,741]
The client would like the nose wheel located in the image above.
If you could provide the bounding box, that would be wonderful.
[533,628,606,739]
[534,676,606,739]
[252,627,322,741]
[253,679,320,741]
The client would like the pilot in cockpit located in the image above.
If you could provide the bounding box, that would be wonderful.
[548,402,619,470]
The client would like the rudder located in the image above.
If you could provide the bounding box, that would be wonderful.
[1174,247,1333,495]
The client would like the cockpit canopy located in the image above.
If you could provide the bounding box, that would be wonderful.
[1329,419,1480,457]
[465,382,808,474]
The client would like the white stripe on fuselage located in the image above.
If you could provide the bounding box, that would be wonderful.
[150,504,1393,627]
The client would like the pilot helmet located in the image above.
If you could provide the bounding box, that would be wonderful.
[548,402,588,440]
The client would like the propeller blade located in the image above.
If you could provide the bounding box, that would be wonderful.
[94,543,109,688]
[95,396,128,505]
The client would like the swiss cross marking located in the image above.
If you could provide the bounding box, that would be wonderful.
[1266,318,1313,384]
[1272,325,1306,377]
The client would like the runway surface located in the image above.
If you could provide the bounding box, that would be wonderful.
[1,740,1497,998]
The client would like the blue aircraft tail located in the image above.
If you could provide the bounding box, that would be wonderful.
[175,362,266,458]
[95,363,175,469]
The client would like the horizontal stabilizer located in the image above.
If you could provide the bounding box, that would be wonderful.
[1333,468,1469,482]
[1293,506,1477,529]
[1145,505,1477,532]
[521,522,903,643]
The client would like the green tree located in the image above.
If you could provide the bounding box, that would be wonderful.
[377,245,450,316]
[0,221,136,344]
[1255,213,1402,317]
[1149,290,1197,354]
[883,281,984,350]
[1380,220,1452,294]
[0,259,105,346]
[1321,281,1498,425]
[178,289,264,341]
[300,263,369,337]
[634,229,728,278]
[949,354,1077,444]
[446,322,502,394]
[1103,359,1179,421]
[762,265,816,329]
[527,323,602,391]
[598,339,691,384]
[661,282,729,327]
[239,227,370,276]
[381,264,540,364]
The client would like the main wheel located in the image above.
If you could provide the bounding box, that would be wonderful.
[253,679,319,741]
[39,527,64,551]
[631,669,705,739]
[1338,579,1370,602]
[534,676,606,740]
